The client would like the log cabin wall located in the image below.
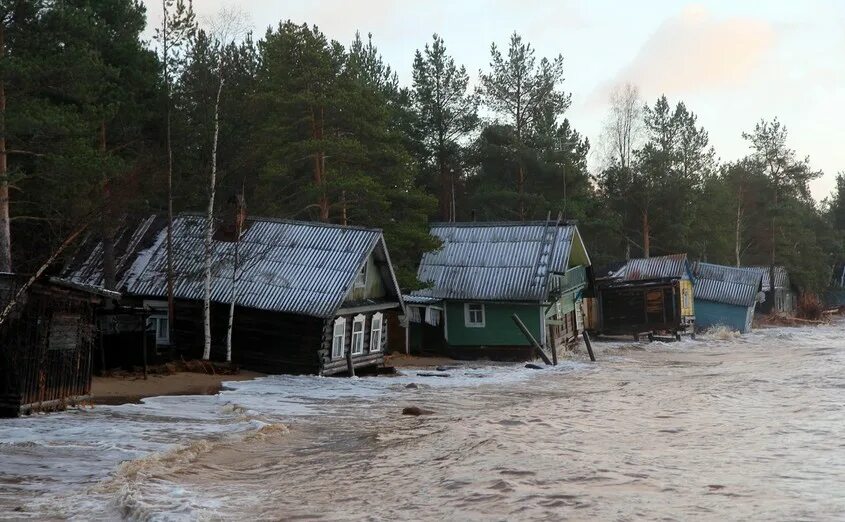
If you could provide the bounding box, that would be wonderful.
[169,299,325,374]
[320,311,386,376]
[0,284,96,417]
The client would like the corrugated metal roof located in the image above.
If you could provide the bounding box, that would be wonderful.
[411,221,581,302]
[692,263,763,307]
[613,254,691,281]
[63,215,164,288]
[116,215,390,318]
[745,265,791,291]
[403,295,442,305]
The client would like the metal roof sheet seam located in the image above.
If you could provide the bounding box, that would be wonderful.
[692,262,764,307]
[411,222,578,302]
[69,214,388,318]
[613,254,691,281]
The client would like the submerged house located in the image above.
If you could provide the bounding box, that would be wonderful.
[0,275,119,417]
[405,221,592,360]
[748,266,796,315]
[588,254,695,340]
[692,263,764,333]
[63,214,404,375]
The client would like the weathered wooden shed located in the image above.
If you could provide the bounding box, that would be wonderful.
[0,275,118,417]
[64,214,405,375]
[747,266,797,315]
[824,263,845,308]
[691,263,764,333]
[405,220,592,360]
[590,254,695,339]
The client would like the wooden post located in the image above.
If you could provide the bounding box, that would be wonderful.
[140,315,148,380]
[511,314,552,365]
[583,331,596,362]
[345,347,355,377]
[550,326,558,366]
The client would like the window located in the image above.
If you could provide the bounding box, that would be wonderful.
[147,314,170,345]
[332,317,346,359]
[144,300,170,345]
[351,314,365,355]
[370,312,383,352]
[354,263,367,289]
[464,303,485,327]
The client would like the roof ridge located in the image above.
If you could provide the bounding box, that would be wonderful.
[176,212,383,233]
[430,221,577,228]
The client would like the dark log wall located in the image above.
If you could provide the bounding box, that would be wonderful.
[320,311,386,376]
[169,300,324,374]
[0,284,96,416]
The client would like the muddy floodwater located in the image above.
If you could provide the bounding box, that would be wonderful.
[1,324,844,520]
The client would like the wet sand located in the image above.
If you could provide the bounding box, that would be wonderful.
[90,371,264,405]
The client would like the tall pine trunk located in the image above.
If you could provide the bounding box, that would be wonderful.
[202,64,224,361]
[100,121,116,289]
[517,164,525,221]
[734,185,743,267]
[162,0,176,345]
[642,208,650,258]
[0,23,11,273]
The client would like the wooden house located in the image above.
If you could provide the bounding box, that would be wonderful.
[824,263,845,308]
[692,263,764,333]
[747,266,797,315]
[590,254,695,340]
[405,221,592,360]
[63,214,405,375]
[0,275,119,417]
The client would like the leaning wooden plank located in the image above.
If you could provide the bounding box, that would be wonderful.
[511,314,553,365]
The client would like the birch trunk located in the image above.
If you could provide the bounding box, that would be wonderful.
[735,186,743,267]
[202,64,224,361]
[225,216,241,363]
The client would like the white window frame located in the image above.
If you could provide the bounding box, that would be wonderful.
[354,263,367,289]
[464,303,486,328]
[332,317,346,359]
[148,314,170,345]
[369,312,383,352]
[143,300,170,345]
[351,314,365,355]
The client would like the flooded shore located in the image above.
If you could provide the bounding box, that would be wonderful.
[1,324,843,520]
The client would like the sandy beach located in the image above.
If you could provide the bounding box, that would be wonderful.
[90,371,265,405]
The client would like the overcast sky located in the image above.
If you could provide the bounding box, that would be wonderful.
[142,0,844,201]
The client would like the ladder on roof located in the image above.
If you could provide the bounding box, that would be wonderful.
[530,212,562,287]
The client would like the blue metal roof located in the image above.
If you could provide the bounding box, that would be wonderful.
[613,254,691,281]
[411,221,583,302]
[68,215,399,318]
[693,262,764,307]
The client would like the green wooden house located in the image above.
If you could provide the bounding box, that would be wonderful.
[405,221,592,360]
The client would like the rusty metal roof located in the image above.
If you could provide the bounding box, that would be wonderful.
[692,263,764,307]
[67,215,399,318]
[613,254,691,281]
[411,221,585,302]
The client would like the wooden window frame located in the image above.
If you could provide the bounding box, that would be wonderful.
[464,303,485,328]
[332,317,346,359]
[351,314,365,355]
[369,312,383,352]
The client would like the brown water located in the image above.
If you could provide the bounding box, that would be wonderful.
[2,324,844,520]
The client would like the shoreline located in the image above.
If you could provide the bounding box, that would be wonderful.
[90,371,266,405]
